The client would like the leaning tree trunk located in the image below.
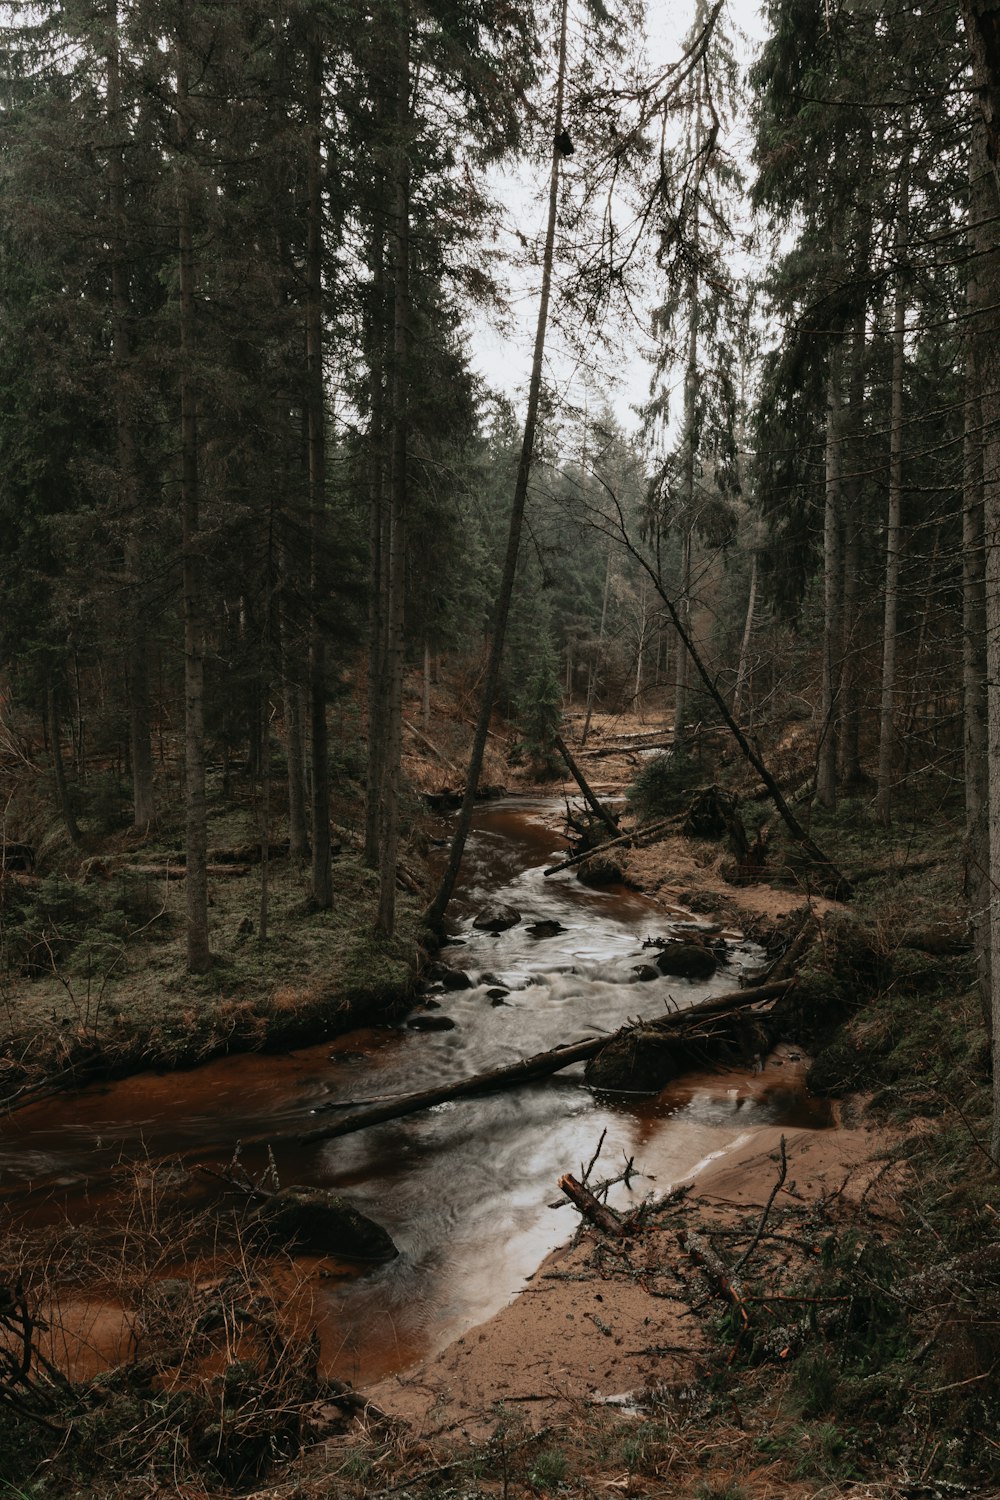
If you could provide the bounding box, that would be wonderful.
[425,0,571,932]
[306,26,331,910]
[376,0,411,940]
[176,47,210,973]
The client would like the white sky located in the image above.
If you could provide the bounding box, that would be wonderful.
[468,0,769,443]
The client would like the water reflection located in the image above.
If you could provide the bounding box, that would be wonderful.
[0,797,825,1384]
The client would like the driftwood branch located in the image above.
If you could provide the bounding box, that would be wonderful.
[559,1173,627,1236]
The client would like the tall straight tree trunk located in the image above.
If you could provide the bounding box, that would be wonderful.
[733,526,760,725]
[837,315,865,788]
[961,11,1000,1156]
[108,9,155,829]
[364,221,388,872]
[176,47,210,973]
[306,27,331,910]
[674,203,700,755]
[376,0,411,939]
[279,532,308,862]
[426,0,570,932]
[581,547,612,745]
[816,346,845,811]
[48,685,81,845]
[963,115,994,1042]
[875,124,910,826]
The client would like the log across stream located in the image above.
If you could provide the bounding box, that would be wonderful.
[0,797,831,1387]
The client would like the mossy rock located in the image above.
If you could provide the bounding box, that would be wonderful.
[253,1187,397,1260]
[577,854,625,887]
[586,1029,680,1092]
[806,1037,880,1097]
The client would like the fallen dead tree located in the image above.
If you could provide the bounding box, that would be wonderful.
[544,814,682,877]
[297,979,794,1147]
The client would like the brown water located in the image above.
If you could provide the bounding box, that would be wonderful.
[0,798,828,1385]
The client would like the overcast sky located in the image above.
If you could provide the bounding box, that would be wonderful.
[468,0,768,444]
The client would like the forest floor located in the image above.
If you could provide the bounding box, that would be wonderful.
[1,686,998,1497]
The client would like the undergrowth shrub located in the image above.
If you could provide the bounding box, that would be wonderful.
[626,752,699,823]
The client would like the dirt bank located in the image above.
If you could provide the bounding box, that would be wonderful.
[366,1089,900,1442]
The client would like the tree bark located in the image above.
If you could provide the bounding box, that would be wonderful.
[176,45,210,973]
[733,524,760,725]
[961,1,1000,1155]
[816,345,844,812]
[553,733,619,835]
[375,0,411,939]
[425,0,571,932]
[306,26,331,910]
[875,122,909,826]
[108,11,155,830]
[47,686,81,845]
[559,1174,626,1236]
[963,117,992,1040]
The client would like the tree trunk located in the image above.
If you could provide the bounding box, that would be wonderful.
[375,1,411,939]
[425,0,571,932]
[108,12,155,830]
[961,2,1000,1154]
[733,524,760,725]
[675,252,699,754]
[816,346,844,811]
[964,118,992,1041]
[581,548,613,745]
[364,166,388,873]
[838,317,864,789]
[875,125,909,826]
[47,686,81,845]
[176,48,210,974]
[306,27,331,911]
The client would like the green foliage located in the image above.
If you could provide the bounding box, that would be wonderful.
[625,752,698,823]
[528,1447,568,1489]
[0,873,98,977]
[511,644,563,778]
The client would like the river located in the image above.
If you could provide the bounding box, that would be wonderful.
[0,797,827,1386]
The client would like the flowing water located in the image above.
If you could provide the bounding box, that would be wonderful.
[0,798,828,1385]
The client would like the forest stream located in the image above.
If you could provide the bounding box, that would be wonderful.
[0,798,831,1388]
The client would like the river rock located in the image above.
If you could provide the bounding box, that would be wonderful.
[632,964,660,982]
[655,942,717,980]
[526,919,566,938]
[407,1013,456,1031]
[439,968,474,990]
[253,1187,397,1260]
[473,903,521,932]
[487,989,509,1005]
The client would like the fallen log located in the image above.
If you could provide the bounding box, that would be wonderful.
[403,719,457,772]
[553,733,619,837]
[544,815,681,877]
[298,1036,605,1145]
[559,1173,626,1237]
[119,864,251,879]
[297,979,794,1147]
